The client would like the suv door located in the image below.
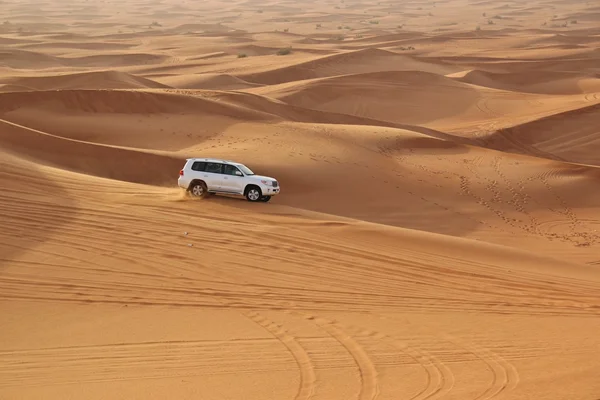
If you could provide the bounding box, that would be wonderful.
[221,164,245,194]
[202,162,224,191]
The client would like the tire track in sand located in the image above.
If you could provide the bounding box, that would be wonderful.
[440,333,519,400]
[297,313,380,400]
[327,321,455,400]
[245,311,316,400]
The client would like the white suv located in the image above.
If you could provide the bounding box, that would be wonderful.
[178,158,280,202]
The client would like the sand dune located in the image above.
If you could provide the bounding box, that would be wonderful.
[247,70,481,125]
[0,89,267,118]
[0,89,276,149]
[0,119,183,185]
[2,0,600,399]
[482,103,600,165]
[0,70,170,91]
[237,48,458,85]
[450,69,600,95]
[247,70,597,134]
[154,73,262,90]
[1,49,170,70]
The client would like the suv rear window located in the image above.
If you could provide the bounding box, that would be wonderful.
[191,161,206,171]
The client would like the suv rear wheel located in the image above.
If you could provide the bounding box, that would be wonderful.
[245,186,262,202]
[190,181,208,198]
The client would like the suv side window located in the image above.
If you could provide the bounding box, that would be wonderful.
[191,161,206,171]
[223,164,242,176]
[205,162,223,174]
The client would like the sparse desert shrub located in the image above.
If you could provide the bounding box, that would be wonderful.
[488,19,494,24]
[369,20,379,24]
[335,35,344,40]
[238,53,247,58]
[493,15,503,19]
[338,25,342,29]
[476,25,481,31]
[316,23,322,28]
[150,21,161,27]
[283,28,289,32]
[571,20,578,24]
[482,12,487,17]
[276,47,292,55]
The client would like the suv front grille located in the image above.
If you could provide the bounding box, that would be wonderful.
[272,181,279,188]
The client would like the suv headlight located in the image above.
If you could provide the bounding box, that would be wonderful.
[261,180,273,186]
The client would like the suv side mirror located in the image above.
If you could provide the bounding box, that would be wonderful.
[235,170,243,176]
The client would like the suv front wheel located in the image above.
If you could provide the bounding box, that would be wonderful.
[245,186,262,202]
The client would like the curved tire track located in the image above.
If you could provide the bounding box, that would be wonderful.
[245,311,317,400]
[333,322,455,400]
[441,334,519,400]
[300,314,380,400]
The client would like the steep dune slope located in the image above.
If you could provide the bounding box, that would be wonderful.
[482,103,600,165]
[0,119,184,185]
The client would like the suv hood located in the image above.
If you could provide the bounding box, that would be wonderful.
[250,174,277,182]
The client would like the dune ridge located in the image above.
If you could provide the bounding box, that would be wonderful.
[482,102,600,165]
[450,69,600,94]
[0,70,171,91]
[237,48,458,85]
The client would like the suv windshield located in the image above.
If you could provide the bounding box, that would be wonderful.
[237,164,254,176]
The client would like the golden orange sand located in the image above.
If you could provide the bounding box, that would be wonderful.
[1,0,600,398]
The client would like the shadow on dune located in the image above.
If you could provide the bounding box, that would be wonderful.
[0,119,185,186]
[480,103,600,166]
[0,152,78,268]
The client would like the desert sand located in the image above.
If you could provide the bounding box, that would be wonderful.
[2,0,600,398]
